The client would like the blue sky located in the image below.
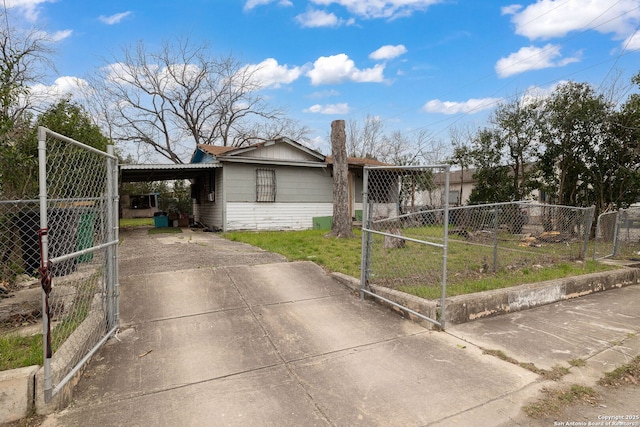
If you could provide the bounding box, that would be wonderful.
[8,0,640,156]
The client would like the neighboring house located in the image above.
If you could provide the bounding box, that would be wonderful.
[441,166,540,206]
[120,193,159,219]
[190,137,388,231]
[447,168,478,206]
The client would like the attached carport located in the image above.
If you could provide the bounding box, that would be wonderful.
[119,163,220,223]
[119,163,220,183]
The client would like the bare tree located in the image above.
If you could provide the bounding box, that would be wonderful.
[346,114,385,159]
[0,8,54,134]
[88,37,307,163]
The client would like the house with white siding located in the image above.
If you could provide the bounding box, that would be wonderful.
[190,138,388,231]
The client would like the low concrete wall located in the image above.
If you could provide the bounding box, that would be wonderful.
[0,365,39,424]
[332,272,439,329]
[445,267,640,325]
[332,267,640,327]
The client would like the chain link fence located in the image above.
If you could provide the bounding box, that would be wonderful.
[594,207,640,260]
[361,166,595,328]
[0,199,42,328]
[0,127,119,402]
[446,202,594,273]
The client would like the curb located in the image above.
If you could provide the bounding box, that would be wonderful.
[0,293,108,422]
[331,266,640,327]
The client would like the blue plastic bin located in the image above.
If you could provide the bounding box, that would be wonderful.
[153,212,169,228]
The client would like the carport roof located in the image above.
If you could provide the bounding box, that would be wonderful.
[120,163,220,182]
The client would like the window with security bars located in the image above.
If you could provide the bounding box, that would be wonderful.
[256,168,276,202]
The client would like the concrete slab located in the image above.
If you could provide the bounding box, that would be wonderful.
[120,267,246,324]
[448,285,640,371]
[31,228,640,426]
[288,332,538,426]
[118,228,286,277]
[226,261,350,306]
[255,295,426,361]
[66,308,282,406]
[43,365,331,427]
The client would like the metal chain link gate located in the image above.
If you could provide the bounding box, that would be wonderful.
[360,165,450,329]
[594,207,640,260]
[37,126,119,402]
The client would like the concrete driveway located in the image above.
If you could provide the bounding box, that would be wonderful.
[41,227,640,426]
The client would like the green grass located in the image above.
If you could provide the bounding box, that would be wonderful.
[119,217,154,227]
[0,334,42,371]
[400,260,610,299]
[225,229,364,275]
[1,270,101,371]
[223,228,614,300]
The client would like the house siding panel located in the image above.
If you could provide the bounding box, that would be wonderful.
[236,143,319,162]
[226,202,333,231]
[225,164,333,203]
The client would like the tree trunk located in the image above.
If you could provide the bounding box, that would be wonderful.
[328,120,354,238]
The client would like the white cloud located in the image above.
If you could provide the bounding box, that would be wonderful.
[28,76,90,107]
[304,103,350,114]
[519,81,566,105]
[500,4,522,15]
[296,9,341,27]
[244,0,292,12]
[422,97,502,114]
[33,29,73,42]
[99,11,132,25]
[310,0,442,19]
[369,44,407,60]
[103,62,146,85]
[495,44,581,78]
[505,0,640,41]
[242,58,302,88]
[306,135,326,152]
[623,32,640,51]
[306,53,385,85]
[5,0,53,22]
[308,89,340,99]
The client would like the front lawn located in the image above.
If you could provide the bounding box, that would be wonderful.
[223,228,614,299]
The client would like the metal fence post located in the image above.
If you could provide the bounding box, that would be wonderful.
[359,167,370,300]
[492,205,499,272]
[440,165,450,329]
[37,127,53,403]
[111,149,120,328]
[105,145,115,329]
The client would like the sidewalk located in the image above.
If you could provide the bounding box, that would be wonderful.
[39,228,639,426]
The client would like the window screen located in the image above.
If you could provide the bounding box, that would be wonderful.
[256,168,276,202]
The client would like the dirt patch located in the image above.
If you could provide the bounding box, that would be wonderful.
[526,384,640,426]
